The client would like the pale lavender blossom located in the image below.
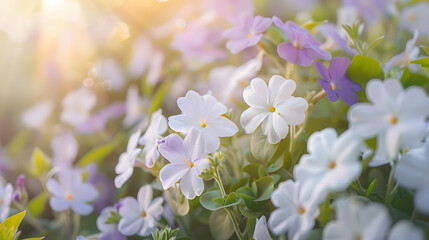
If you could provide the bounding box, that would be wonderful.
[115,130,142,188]
[47,169,98,216]
[60,87,97,127]
[158,128,210,199]
[97,206,126,240]
[77,102,125,134]
[118,185,163,236]
[21,101,53,129]
[315,24,357,55]
[0,183,13,221]
[51,131,78,169]
[315,57,362,106]
[202,0,254,25]
[384,31,420,73]
[342,0,392,24]
[273,17,331,67]
[223,14,272,54]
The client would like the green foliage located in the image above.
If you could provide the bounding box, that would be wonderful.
[200,191,240,211]
[148,79,173,115]
[365,179,377,197]
[208,210,234,240]
[0,211,44,240]
[28,193,48,218]
[29,148,51,177]
[78,133,124,167]
[250,129,279,161]
[410,57,429,67]
[400,68,429,88]
[153,226,179,240]
[105,211,121,225]
[347,55,384,86]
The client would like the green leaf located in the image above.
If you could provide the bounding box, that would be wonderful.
[224,192,240,206]
[267,155,284,173]
[209,210,235,240]
[252,176,275,201]
[347,55,384,85]
[29,148,51,177]
[28,192,48,218]
[400,67,429,88]
[105,211,121,225]
[200,191,223,211]
[243,164,261,179]
[319,199,331,227]
[410,57,429,67]
[78,133,124,167]
[0,211,26,240]
[199,168,213,180]
[23,238,45,240]
[148,79,172,115]
[365,179,377,197]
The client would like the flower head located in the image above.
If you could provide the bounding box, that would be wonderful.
[47,169,98,216]
[323,198,391,240]
[395,137,429,214]
[384,31,420,73]
[240,75,308,144]
[254,216,272,240]
[273,17,331,67]
[399,3,429,38]
[0,183,13,221]
[348,78,429,166]
[21,101,53,129]
[118,185,163,236]
[268,180,319,240]
[158,128,210,199]
[61,87,97,127]
[315,57,362,105]
[97,206,126,240]
[115,130,142,188]
[388,220,424,240]
[168,90,238,153]
[138,109,168,168]
[294,128,362,204]
[223,14,272,54]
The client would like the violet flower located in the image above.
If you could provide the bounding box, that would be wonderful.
[223,14,272,54]
[273,17,331,67]
[315,57,362,106]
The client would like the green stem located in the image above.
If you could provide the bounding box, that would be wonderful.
[411,208,418,222]
[72,212,80,239]
[289,125,295,153]
[385,163,396,207]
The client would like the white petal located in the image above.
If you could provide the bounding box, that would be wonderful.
[137,185,153,211]
[157,134,188,164]
[207,116,238,137]
[118,216,144,236]
[168,114,197,132]
[183,128,206,160]
[415,188,429,214]
[146,197,163,219]
[348,103,386,138]
[261,114,281,144]
[240,108,269,134]
[114,168,134,188]
[50,197,70,212]
[70,201,94,216]
[127,130,141,153]
[159,164,190,190]
[276,97,308,125]
[272,113,289,140]
[179,169,204,199]
[243,78,270,108]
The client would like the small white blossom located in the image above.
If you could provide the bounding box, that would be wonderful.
[348,78,429,166]
[21,101,53,129]
[384,31,420,73]
[399,3,429,38]
[60,88,97,127]
[388,220,424,240]
[0,183,13,221]
[114,130,142,188]
[168,90,238,153]
[241,75,308,144]
[254,216,272,240]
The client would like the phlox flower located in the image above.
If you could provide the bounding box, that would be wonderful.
[60,87,97,127]
[314,24,357,56]
[51,131,78,169]
[395,137,429,214]
[123,86,148,128]
[77,102,125,134]
[273,17,331,67]
[0,183,13,221]
[94,58,126,91]
[315,57,362,106]
[118,185,163,236]
[115,130,142,188]
[388,220,424,240]
[158,128,209,199]
[203,0,254,25]
[138,109,168,168]
[21,101,53,129]
[323,198,391,240]
[268,180,319,240]
[253,216,272,240]
[294,128,362,204]
[399,3,429,38]
[168,90,238,153]
[348,78,429,166]
[342,0,392,24]
[223,14,272,54]
[47,169,98,216]
[240,75,308,144]
[97,206,126,240]
[384,31,420,73]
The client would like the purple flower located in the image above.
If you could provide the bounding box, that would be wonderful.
[342,0,390,24]
[314,23,357,56]
[223,14,272,54]
[273,17,331,67]
[16,174,25,191]
[47,169,98,216]
[315,57,362,106]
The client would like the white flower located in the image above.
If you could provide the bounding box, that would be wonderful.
[168,90,238,153]
[294,128,362,204]
[158,128,210,199]
[95,58,126,91]
[60,87,97,127]
[399,3,429,38]
[138,109,168,168]
[323,198,391,240]
[207,51,264,107]
[51,131,78,169]
[388,220,424,240]
[240,75,308,144]
[114,130,142,188]
[348,78,429,166]
[97,206,123,238]
[47,169,98,216]
[123,86,147,128]
[384,31,420,73]
[118,185,163,236]
[254,216,272,240]
[21,101,53,129]
[395,138,429,214]
[268,180,319,240]
[0,183,13,221]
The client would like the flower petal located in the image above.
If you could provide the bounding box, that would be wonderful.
[159,164,190,190]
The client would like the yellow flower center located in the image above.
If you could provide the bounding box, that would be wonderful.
[189,161,194,168]
[142,211,147,217]
[1,199,4,205]
[270,106,276,112]
[390,115,398,125]
[248,33,254,39]
[329,162,336,169]
[331,83,337,90]
[299,207,306,214]
[201,121,207,128]
[408,12,417,22]
[66,193,74,200]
